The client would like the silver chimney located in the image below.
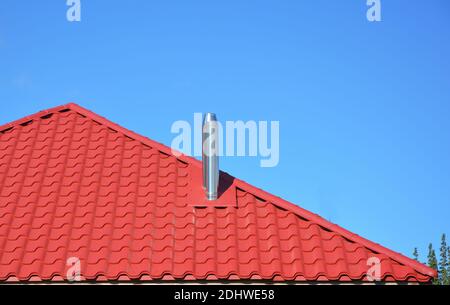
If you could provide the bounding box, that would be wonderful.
[202,113,220,201]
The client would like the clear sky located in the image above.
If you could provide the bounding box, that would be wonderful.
[1,0,449,262]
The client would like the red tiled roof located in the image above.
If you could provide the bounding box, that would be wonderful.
[0,103,436,283]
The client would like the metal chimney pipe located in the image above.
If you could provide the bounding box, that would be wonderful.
[202,113,219,201]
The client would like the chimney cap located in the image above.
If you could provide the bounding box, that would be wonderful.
[203,112,217,122]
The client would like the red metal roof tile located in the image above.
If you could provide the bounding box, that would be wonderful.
[0,103,437,283]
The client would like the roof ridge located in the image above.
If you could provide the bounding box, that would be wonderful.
[0,104,70,133]
[232,177,437,278]
[66,103,199,165]
[1,102,437,280]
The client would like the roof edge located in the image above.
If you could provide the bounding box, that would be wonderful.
[232,178,437,279]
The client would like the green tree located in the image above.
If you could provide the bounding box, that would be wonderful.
[413,247,419,261]
[439,234,448,285]
[448,246,450,285]
[428,243,439,285]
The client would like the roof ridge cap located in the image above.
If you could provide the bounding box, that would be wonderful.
[67,103,200,166]
[0,103,72,133]
[0,102,199,166]
[0,102,201,166]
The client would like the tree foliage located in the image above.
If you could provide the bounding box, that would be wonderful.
[419,234,450,285]
[439,234,448,285]
[427,243,439,285]
[447,246,450,284]
[413,247,419,261]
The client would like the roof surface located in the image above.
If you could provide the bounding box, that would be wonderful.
[0,103,436,283]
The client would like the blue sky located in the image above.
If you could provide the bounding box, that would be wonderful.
[1,0,449,262]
